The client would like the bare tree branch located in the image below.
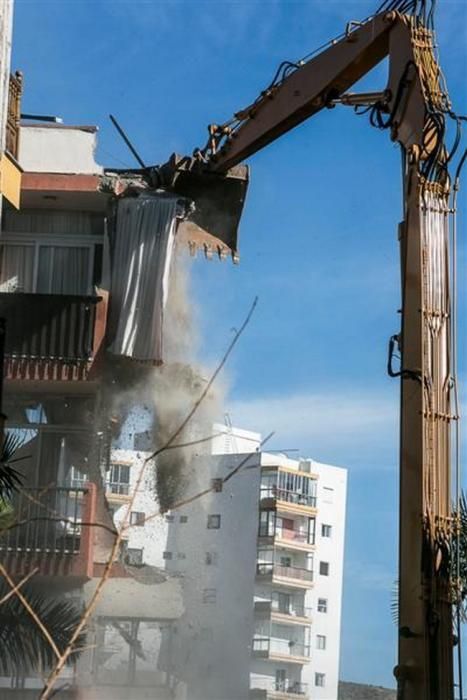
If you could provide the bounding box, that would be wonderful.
[39,297,258,699]
[0,566,39,606]
[141,430,274,528]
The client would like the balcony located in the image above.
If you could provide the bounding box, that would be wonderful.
[0,293,104,380]
[252,637,310,664]
[254,600,312,626]
[256,563,313,589]
[250,679,309,700]
[260,486,317,516]
[258,525,315,552]
[0,485,96,578]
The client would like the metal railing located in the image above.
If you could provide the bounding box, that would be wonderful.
[0,487,86,555]
[255,599,312,619]
[0,293,100,363]
[272,603,312,619]
[6,72,22,159]
[251,678,309,696]
[258,525,314,545]
[256,563,313,582]
[252,637,310,659]
[260,487,316,508]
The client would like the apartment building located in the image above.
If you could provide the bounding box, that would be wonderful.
[157,423,347,700]
[0,0,22,214]
[0,122,188,699]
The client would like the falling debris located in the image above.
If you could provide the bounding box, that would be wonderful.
[107,192,188,364]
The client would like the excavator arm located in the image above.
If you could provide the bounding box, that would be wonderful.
[157,8,456,700]
[165,10,446,256]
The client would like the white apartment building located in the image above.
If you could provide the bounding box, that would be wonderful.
[113,423,347,700]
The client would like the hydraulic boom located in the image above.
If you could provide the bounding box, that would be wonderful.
[149,4,461,698]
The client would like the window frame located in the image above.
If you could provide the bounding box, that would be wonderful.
[107,462,131,496]
[125,547,143,566]
[317,597,328,613]
[0,232,101,295]
[319,561,330,576]
[315,673,326,687]
[130,511,145,527]
[316,634,327,650]
[207,514,221,530]
[202,588,217,604]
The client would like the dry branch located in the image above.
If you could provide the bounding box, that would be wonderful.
[39,297,258,699]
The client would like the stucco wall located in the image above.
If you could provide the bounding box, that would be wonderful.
[19,125,103,174]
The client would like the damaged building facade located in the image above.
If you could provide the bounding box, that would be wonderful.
[0,121,201,698]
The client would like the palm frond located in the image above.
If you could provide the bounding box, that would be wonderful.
[0,431,26,500]
[0,582,86,676]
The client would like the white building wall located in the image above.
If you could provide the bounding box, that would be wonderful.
[19,124,103,174]
[164,450,262,700]
[210,421,262,455]
[110,448,169,569]
[303,460,347,700]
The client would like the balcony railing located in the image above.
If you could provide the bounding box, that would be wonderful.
[256,563,313,582]
[255,600,312,620]
[0,485,96,578]
[260,487,316,508]
[259,526,314,545]
[0,293,101,380]
[6,72,22,160]
[0,487,85,555]
[251,678,308,697]
[252,637,310,659]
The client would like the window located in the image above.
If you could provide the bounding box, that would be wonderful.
[315,673,326,687]
[130,511,145,526]
[275,669,287,691]
[277,592,291,614]
[107,463,131,495]
[275,471,317,507]
[207,514,221,529]
[211,478,223,492]
[0,240,95,295]
[321,523,332,538]
[163,551,173,560]
[258,510,276,537]
[180,515,188,523]
[202,588,217,603]
[177,553,186,560]
[317,598,328,613]
[205,552,219,566]
[125,548,143,566]
[308,517,316,544]
[68,465,87,488]
[316,635,326,650]
[319,561,330,576]
[165,514,175,522]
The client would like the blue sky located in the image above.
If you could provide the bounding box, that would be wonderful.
[13,0,467,689]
